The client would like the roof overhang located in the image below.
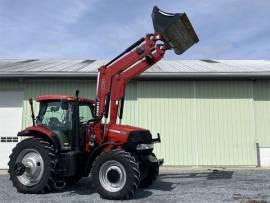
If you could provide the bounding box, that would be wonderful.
[2,71,270,79]
[1,59,270,79]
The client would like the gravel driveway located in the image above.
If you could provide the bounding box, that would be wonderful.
[0,168,269,202]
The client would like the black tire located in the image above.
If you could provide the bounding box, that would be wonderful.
[139,154,159,188]
[91,149,140,200]
[8,137,57,193]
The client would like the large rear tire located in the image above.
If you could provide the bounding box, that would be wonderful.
[91,149,140,200]
[8,138,57,193]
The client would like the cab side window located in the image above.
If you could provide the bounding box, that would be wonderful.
[79,105,93,123]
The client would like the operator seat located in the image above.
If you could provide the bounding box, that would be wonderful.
[48,117,60,129]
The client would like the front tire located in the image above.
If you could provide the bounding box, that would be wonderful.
[139,153,159,188]
[91,149,140,200]
[8,138,57,193]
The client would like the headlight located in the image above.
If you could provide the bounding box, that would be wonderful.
[136,144,154,150]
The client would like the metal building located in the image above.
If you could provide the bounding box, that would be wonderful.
[1,59,270,169]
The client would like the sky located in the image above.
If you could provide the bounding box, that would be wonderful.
[0,0,269,60]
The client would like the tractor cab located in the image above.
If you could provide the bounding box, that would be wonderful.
[35,95,95,151]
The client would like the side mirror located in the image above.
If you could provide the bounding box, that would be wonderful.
[152,6,199,55]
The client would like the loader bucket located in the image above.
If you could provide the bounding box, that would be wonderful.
[152,6,199,55]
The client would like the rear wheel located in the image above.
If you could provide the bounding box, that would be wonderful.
[91,149,140,200]
[8,138,57,193]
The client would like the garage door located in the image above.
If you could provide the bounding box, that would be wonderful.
[0,91,23,169]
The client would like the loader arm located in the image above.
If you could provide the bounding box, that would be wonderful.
[94,6,199,143]
[97,34,166,120]
[108,34,167,124]
[93,33,166,142]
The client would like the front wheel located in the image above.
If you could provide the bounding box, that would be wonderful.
[91,149,140,200]
[139,153,159,188]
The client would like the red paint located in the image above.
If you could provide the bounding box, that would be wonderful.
[19,125,55,137]
[106,124,146,144]
[84,126,91,152]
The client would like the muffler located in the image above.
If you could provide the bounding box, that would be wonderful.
[152,6,199,54]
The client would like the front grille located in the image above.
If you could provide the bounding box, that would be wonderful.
[128,130,152,144]
[124,130,153,153]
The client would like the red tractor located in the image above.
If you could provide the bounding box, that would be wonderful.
[8,6,198,200]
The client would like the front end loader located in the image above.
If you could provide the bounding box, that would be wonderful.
[8,6,198,200]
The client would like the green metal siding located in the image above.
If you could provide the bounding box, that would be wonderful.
[137,80,257,166]
[254,80,270,147]
[1,78,270,166]
[121,81,138,126]
[137,81,196,166]
[195,81,256,166]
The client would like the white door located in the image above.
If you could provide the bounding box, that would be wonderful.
[0,91,23,169]
[259,148,270,167]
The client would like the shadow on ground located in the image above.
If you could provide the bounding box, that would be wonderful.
[159,170,234,180]
[55,177,95,196]
[52,170,234,199]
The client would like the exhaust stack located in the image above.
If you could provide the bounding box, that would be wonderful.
[152,6,199,55]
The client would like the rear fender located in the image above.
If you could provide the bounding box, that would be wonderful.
[17,126,61,151]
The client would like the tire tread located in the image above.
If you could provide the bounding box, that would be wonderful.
[91,149,140,200]
[8,137,58,194]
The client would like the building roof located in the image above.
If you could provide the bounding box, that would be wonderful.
[0,59,270,79]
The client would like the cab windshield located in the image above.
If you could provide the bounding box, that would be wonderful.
[36,101,73,131]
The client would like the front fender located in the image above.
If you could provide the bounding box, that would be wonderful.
[17,125,61,151]
[84,141,119,175]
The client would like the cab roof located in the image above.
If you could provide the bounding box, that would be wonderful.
[36,94,95,104]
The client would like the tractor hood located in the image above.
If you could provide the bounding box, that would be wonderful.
[152,6,199,55]
[108,124,146,135]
